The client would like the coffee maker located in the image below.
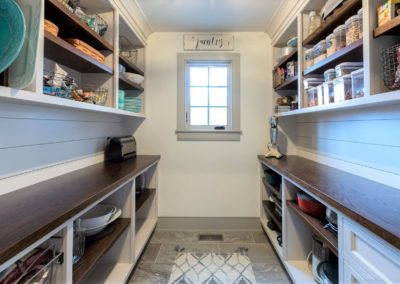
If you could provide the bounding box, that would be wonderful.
[265,116,283,159]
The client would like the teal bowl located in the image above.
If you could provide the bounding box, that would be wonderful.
[0,0,26,74]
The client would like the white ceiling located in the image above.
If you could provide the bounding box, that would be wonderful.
[135,0,283,32]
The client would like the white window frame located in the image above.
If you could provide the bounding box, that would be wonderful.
[176,53,241,141]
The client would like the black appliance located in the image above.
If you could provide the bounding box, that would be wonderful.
[105,136,136,161]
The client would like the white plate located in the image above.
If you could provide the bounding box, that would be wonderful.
[83,208,122,236]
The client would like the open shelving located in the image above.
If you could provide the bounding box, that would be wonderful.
[136,188,156,212]
[262,201,282,230]
[119,75,144,91]
[119,55,144,76]
[274,76,298,92]
[374,15,400,38]
[274,50,298,69]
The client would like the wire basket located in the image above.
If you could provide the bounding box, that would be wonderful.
[119,36,138,64]
[74,6,108,36]
[43,70,77,99]
[381,43,400,90]
[78,85,108,105]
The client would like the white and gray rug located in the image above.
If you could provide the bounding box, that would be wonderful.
[168,250,257,284]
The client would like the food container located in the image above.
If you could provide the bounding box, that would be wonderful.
[303,77,324,89]
[324,69,336,82]
[326,33,336,57]
[307,87,318,107]
[333,25,346,50]
[351,68,364,98]
[297,191,326,218]
[335,62,363,77]
[334,74,352,102]
[314,40,327,63]
[358,8,363,37]
[305,48,314,69]
[323,81,335,104]
[286,61,296,78]
[316,84,324,106]
[345,15,360,45]
[308,11,321,36]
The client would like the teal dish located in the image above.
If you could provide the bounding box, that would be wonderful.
[0,0,26,74]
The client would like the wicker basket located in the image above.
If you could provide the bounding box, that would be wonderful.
[381,43,400,90]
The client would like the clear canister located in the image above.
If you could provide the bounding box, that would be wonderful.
[351,68,364,98]
[358,8,363,38]
[314,40,327,63]
[335,62,363,77]
[303,77,324,89]
[334,25,346,50]
[305,48,314,69]
[307,87,318,107]
[317,84,324,106]
[334,74,352,102]
[324,69,336,82]
[345,15,360,45]
[326,33,336,57]
[323,80,335,104]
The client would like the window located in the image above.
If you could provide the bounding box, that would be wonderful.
[177,53,241,141]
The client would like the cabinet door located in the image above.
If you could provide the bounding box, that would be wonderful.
[343,260,372,284]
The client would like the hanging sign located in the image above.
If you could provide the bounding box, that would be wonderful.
[183,34,234,51]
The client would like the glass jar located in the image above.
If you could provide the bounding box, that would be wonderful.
[358,8,363,38]
[314,40,327,63]
[351,68,364,98]
[305,48,314,69]
[307,87,318,107]
[335,62,363,77]
[334,25,346,50]
[334,75,352,102]
[73,219,85,264]
[326,33,336,57]
[345,15,360,45]
[323,80,335,104]
[308,11,321,36]
[324,69,336,82]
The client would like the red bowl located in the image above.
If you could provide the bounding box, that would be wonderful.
[297,192,326,218]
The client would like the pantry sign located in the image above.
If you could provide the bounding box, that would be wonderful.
[183,34,234,51]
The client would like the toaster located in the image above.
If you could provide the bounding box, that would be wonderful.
[105,136,136,161]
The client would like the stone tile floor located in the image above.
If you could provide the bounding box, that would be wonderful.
[127,230,291,284]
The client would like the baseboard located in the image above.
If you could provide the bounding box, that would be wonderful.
[156,217,262,231]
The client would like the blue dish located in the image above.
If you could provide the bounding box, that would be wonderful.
[0,0,26,74]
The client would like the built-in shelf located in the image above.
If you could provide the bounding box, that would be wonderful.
[274,50,298,69]
[45,0,113,52]
[284,261,314,283]
[302,0,362,46]
[262,178,281,199]
[287,201,338,256]
[277,90,400,117]
[135,218,157,259]
[136,188,156,212]
[262,200,282,230]
[119,75,144,91]
[374,15,400,38]
[260,217,283,257]
[73,218,130,283]
[274,76,298,91]
[119,56,144,76]
[44,32,113,74]
[303,38,363,75]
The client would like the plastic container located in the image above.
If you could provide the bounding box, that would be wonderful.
[326,33,336,57]
[334,25,346,50]
[351,68,364,98]
[324,69,336,82]
[305,48,314,69]
[358,8,363,38]
[314,40,327,63]
[335,62,363,77]
[323,80,335,104]
[303,77,324,89]
[334,74,352,102]
[316,84,324,106]
[345,15,360,45]
[307,87,318,107]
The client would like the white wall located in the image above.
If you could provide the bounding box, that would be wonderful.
[135,32,272,217]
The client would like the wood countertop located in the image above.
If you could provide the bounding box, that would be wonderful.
[0,155,160,265]
[258,155,400,250]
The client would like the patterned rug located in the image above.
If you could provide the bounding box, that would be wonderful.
[167,248,256,284]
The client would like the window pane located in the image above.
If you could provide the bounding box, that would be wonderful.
[209,67,228,86]
[190,87,208,106]
[190,107,208,125]
[190,67,208,86]
[209,88,227,107]
[209,107,227,125]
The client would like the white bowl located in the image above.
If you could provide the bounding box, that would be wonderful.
[124,72,144,85]
[80,204,116,229]
[84,208,122,236]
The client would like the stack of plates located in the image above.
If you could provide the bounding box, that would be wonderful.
[80,204,121,236]
[123,96,142,113]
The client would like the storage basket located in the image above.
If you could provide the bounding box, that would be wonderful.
[119,36,138,64]
[381,43,400,90]
[73,5,108,36]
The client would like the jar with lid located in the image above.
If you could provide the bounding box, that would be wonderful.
[307,87,318,107]
[314,40,327,63]
[324,69,336,82]
[334,75,352,102]
[326,33,336,57]
[323,80,335,104]
[334,25,346,50]
[305,48,314,69]
[308,11,321,36]
[335,62,363,77]
[351,68,364,98]
[345,15,360,45]
[303,77,324,89]
[316,84,324,106]
[358,8,363,38]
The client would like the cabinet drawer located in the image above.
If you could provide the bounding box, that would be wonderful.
[343,260,374,284]
[342,218,400,283]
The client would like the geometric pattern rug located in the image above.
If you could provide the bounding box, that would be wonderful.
[167,250,256,284]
